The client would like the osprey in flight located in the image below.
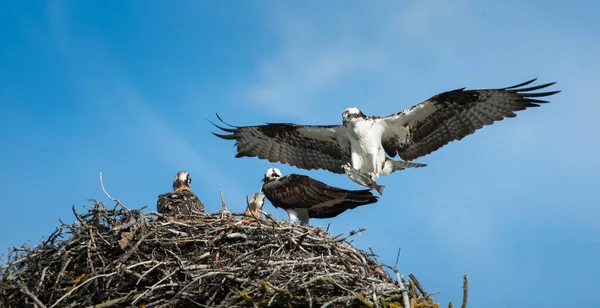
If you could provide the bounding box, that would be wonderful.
[213,79,559,191]
[157,171,205,216]
[260,167,378,225]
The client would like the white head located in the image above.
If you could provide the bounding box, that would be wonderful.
[342,107,365,124]
[173,171,192,191]
[262,167,283,183]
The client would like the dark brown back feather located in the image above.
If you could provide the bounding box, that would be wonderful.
[157,191,205,216]
[262,174,378,219]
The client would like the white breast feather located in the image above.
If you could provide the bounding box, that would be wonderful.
[347,119,385,174]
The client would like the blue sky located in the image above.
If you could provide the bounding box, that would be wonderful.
[1,1,598,306]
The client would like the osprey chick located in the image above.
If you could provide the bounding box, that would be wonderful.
[157,171,205,216]
[245,192,265,218]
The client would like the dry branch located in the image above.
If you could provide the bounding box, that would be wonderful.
[1,198,443,308]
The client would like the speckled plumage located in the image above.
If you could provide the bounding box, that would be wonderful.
[157,171,205,216]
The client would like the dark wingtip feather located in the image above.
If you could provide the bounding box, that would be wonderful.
[214,122,236,133]
[235,152,254,158]
[211,132,236,140]
[503,78,537,90]
[521,98,551,104]
[215,113,237,127]
[514,82,557,93]
[523,90,561,98]
[207,118,237,133]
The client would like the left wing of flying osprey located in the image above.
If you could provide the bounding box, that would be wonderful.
[213,79,559,192]
[213,118,353,174]
[260,167,378,225]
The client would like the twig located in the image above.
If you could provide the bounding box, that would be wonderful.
[36,266,48,293]
[393,247,401,270]
[372,282,379,308]
[50,272,118,308]
[410,273,429,299]
[52,257,72,298]
[131,269,179,304]
[219,190,228,219]
[19,283,46,308]
[99,172,130,211]
[220,190,227,211]
[397,272,411,308]
[84,294,134,308]
[137,262,165,285]
[321,296,355,308]
[462,275,468,308]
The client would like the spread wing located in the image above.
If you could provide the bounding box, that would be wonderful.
[157,191,205,216]
[262,174,378,219]
[212,115,351,174]
[377,79,560,161]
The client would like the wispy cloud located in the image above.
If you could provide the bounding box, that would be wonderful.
[44,1,247,202]
[246,4,415,119]
[119,85,246,197]
[246,13,387,119]
[244,1,482,121]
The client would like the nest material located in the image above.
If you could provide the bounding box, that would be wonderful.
[0,200,439,308]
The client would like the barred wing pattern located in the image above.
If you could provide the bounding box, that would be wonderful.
[212,115,352,174]
[378,79,560,161]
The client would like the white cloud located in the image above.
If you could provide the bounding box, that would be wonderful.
[247,14,387,119]
[244,1,484,121]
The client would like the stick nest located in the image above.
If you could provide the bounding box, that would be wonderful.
[1,200,438,308]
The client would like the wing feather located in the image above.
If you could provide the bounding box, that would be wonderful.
[157,191,205,216]
[212,115,351,174]
[377,79,560,160]
[262,174,378,219]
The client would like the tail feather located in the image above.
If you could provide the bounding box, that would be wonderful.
[346,191,379,203]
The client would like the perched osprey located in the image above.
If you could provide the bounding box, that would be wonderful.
[213,79,559,191]
[260,167,378,225]
[157,171,205,216]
